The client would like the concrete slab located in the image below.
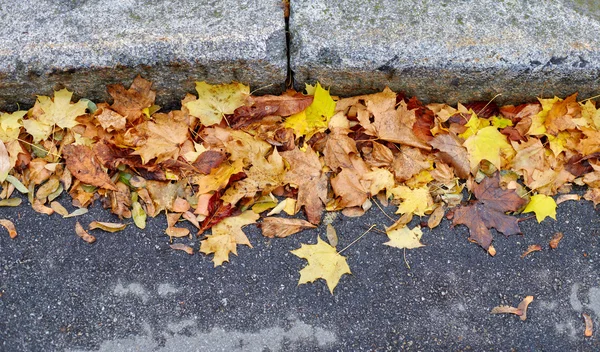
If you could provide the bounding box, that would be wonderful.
[1,190,600,350]
[290,0,600,104]
[0,0,287,110]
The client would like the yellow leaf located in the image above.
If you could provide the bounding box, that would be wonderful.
[0,111,26,142]
[184,82,249,126]
[290,237,351,294]
[458,113,489,140]
[527,97,561,136]
[200,210,259,266]
[193,158,244,194]
[390,185,433,216]
[284,82,335,139]
[360,167,395,196]
[523,194,557,223]
[464,126,515,174]
[491,116,513,128]
[132,201,147,229]
[384,226,425,249]
[0,141,9,182]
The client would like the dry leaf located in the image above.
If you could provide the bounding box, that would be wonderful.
[384,226,425,249]
[75,221,96,243]
[517,295,534,321]
[0,219,17,239]
[170,243,194,255]
[260,217,316,238]
[556,194,580,204]
[326,224,338,247]
[200,210,259,266]
[63,145,117,191]
[50,201,69,216]
[583,313,593,337]
[491,295,533,321]
[549,232,564,249]
[521,244,542,258]
[88,221,127,233]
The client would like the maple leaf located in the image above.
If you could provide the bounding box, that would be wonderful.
[193,159,245,194]
[107,75,156,122]
[23,89,88,142]
[390,185,433,216]
[281,146,328,224]
[330,168,368,208]
[428,133,470,179]
[0,141,9,182]
[63,145,117,191]
[291,237,351,294]
[221,149,285,205]
[200,210,259,266]
[384,226,425,249]
[323,130,358,171]
[391,146,432,182]
[284,83,335,139]
[463,126,515,174]
[198,192,237,233]
[0,111,26,142]
[185,82,249,126]
[452,175,526,250]
[260,217,316,238]
[523,194,557,223]
[131,112,190,164]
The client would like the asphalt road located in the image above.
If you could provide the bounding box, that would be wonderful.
[1,190,600,351]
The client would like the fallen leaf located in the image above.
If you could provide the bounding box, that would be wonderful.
[429,133,470,179]
[0,219,17,239]
[326,224,338,247]
[453,175,526,250]
[200,210,259,266]
[556,194,580,204]
[464,126,515,174]
[170,243,194,255]
[583,313,593,337]
[523,194,557,223]
[63,145,117,191]
[107,75,156,122]
[491,295,533,321]
[88,221,128,233]
[50,201,69,216]
[521,244,542,258]
[185,81,249,126]
[75,221,96,243]
[0,198,21,207]
[284,83,335,139]
[0,141,9,182]
[384,226,425,249]
[291,237,351,294]
[517,296,534,321]
[260,217,316,238]
[549,232,564,249]
[131,201,146,229]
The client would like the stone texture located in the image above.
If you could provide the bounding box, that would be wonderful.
[290,0,600,104]
[0,0,287,110]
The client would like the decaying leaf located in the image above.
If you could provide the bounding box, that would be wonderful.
[75,221,96,243]
[89,221,128,233]
[583,313,593,337]
[549,232,564,249]
[260,217,316,238]
[0,141,9,182]
[0,219,17,239]
[63,145,117,191]
[521,244,542,258]
[185,82,249,126]
[326,224,338,247]
[291,237,351,294]
[170,243,194,255]
[0,198,21,207]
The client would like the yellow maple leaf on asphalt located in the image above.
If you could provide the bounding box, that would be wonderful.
[523,194,557,223]
[291,237,351,294]
[284,82,335,139]
[184,81,249,126]
[463,126,515,174]
[200,210,259,267]
[390,185,433,216]
[23,89,88,142]
[384,226,425,249]
[0,111,26,142]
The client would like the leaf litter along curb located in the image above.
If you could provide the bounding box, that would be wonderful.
[1,76,600,293]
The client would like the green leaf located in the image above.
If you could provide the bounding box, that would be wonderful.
[132,201,146,229]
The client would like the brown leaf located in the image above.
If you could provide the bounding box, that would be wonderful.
[326,224,338,247]
[330,168,368,208]
[463,101,499,119]
[248,93,313,117]
[549,232,564,249]
[281,146,328,224]
[583,313,594,337]
[199,192,236,233]
[63,145,117,191]
[427,205,446,229]
[260,217,316,238]
[94,107,126,131]
[107,75,156,122]
[521,244,542,258]
[0,219,17,239]
[193,150,227,174]
[75,221,96,243]
[391,146,431,182]
[490,296,533,321]
[323,132,358,171]
[428,133,470,179]
[453,174,526,250]
[170,243,194,255]
[517,296,534,321]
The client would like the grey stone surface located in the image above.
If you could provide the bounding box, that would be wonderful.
[0,0,287,110]
[1,190,600,350]
[290,0,600,104]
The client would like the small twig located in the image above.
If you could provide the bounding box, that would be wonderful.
[403,249,411,270]
[250,83,274,95]
[17,138,61,158]
[476,93,502,116]
[372,197,395,223]
[338,224,376,254]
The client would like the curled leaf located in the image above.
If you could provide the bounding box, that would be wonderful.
[132,201,146,229]
[549,232,564,249]
[583,313,593,337]
[170,243,194,255]
[75,221,96,243]
[521,244,542,258]
[0,198,21,207]
[0,219,17,239]
[89,221,128,233]
[260,217,316,238]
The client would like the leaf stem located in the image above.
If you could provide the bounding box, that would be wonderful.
[338,224,376,254]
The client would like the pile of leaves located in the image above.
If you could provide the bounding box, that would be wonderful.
[1,76,600,293]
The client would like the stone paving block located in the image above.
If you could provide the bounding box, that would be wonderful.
[290,0,600,103]
[0,0,287,109]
